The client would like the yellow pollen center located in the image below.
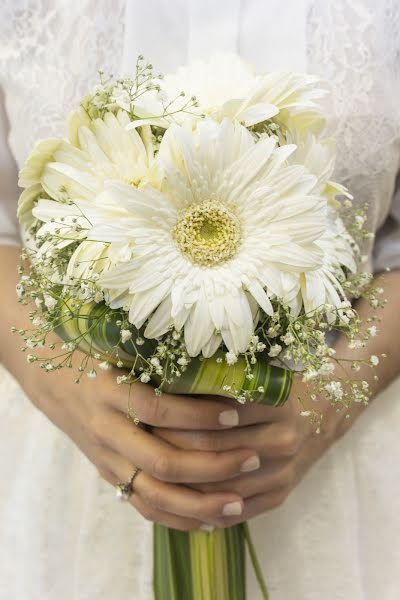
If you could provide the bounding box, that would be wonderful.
[174,201,241,267]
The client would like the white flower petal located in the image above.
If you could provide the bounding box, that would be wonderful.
[100,262,138,289]
[246,280,274,315]
[144,296,174,338]
[67,241,110,279]
[184,310,214,356]
[18,139,61,187]
[173,305,190,332]
[78,126,114,166]
[237,102,279,126]
[208,296,226,331]
[102,180,174,219]
[221,290,254,354]
[17,183,42,229]
[33,197,90,225]
[42,162,100,200]
[184,290,215,357]
[129,270,171,294]
[128,279,172,328]
[202,332,223,358]
[223,135,277,202]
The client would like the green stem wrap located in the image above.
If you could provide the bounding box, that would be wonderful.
[56,301,292,599]
[154,525,247,600]
[56,301,292,406]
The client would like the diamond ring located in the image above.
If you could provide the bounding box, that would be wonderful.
[116,465,141,501]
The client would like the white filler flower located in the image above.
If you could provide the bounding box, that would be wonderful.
[86,118,353,357]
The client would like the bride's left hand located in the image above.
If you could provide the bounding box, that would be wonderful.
[152,380,357,527]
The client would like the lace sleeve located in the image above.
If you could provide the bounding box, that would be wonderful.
[0,86,21,247]
[373,170,400,273]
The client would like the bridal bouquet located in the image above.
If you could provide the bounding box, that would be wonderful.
[16,55,383,599]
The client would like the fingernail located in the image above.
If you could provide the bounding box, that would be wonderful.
[222,501,243,516]
[200,524,215,532]
[219,409,239,427]
[240,455,260,473]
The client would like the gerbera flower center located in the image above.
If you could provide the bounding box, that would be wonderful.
[174,200,241,266]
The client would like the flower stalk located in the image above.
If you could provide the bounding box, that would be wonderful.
[154,522,272,600]
[154,524,247,600]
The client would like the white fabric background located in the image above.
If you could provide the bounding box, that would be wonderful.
[0,1,399,598]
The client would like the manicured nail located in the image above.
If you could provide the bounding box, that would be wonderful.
[200,524,215,532]
[240,455,260,473]
[222,501,243,516]
[219,409,239,427]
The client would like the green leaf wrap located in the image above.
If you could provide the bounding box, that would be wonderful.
[55,301,293,406]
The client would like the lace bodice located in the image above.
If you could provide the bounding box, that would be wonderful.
[0,0,399,272]
[306,2,400,271]
[0,0,125,157]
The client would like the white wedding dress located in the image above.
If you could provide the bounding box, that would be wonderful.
[1,1,400,598]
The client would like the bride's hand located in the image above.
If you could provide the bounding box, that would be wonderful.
[153,380,355,527]
[152,270,398,527]
[23,359,263,531]
[1,247,260,532]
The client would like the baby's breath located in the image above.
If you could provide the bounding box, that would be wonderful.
[82,57,199,128]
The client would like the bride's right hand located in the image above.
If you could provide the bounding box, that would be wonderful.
[24,359,258,531]
[1,246,258,531]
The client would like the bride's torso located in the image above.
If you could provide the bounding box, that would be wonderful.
[0,0,399,258]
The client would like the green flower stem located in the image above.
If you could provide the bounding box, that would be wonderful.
[154,525,247,600]
[153,526,192,599]
[190,532,212,600]
[242,523,269,600]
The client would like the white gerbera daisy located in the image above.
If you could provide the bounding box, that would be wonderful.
[80,118,352,357]
[126,54,326,132]
[24,110,154,234]
[41,110,153,201]
[30,110,155,276]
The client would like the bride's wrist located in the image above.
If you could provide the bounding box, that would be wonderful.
[294,375,364,446]
[316,389,366,444]
[0,246,50,401]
